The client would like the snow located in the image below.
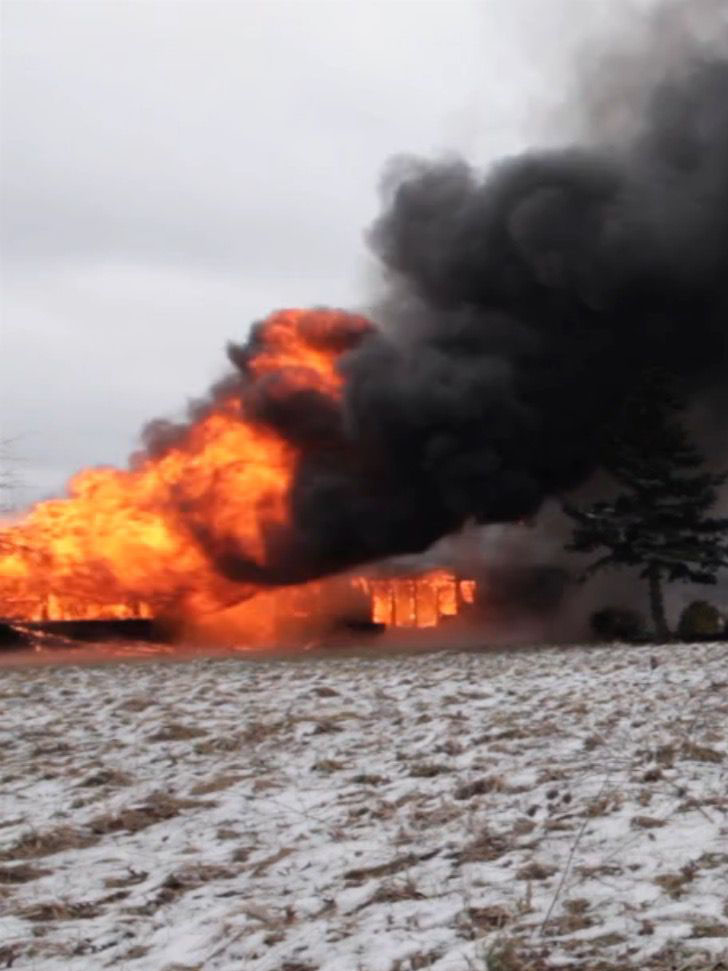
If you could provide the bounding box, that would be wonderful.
[1,639,727,969]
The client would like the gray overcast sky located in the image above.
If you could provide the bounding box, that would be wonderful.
[2,0,641,506]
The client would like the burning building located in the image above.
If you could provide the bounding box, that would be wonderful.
[0,558,478,647]
[3,25,728,643]
[0,310,480,645]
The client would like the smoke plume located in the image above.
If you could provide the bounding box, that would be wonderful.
[147,3,728,590]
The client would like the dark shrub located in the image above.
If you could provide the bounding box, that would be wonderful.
[677,600,724,641]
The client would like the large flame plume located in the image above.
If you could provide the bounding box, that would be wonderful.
[0,308,478,644]
[0,310,368,628]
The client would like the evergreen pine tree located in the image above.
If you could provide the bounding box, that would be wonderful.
[563,371,728,640]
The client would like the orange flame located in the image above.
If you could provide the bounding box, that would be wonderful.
[183,569,477,645]
[0,309,366,625]
[246,308,350,395]
[364,569,467,628]
[0,307,477,644]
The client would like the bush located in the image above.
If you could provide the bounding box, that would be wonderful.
[677,600,724,641]
[590,607,646,642]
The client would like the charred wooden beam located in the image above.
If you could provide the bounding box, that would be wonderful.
[6,618,167,644]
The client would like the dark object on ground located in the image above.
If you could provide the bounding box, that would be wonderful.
[0,621,32,650]
[590,607,646,643]
[677,600,725,641]
[23,618,167,643]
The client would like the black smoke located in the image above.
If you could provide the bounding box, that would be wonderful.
[147,34,728,590]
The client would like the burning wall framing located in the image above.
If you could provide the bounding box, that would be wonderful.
[194,569,479,645]
[0,561,478,646]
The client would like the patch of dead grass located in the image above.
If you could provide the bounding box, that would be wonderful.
[465,904,511,931]
[195,734,246,755]
[148,722,208,743]
[576,863,624,879]
[0,863,51,884]
[113,944,151,962]
[408,761,451,778]
[249,847,295,877]
[312,758,345,774]
[630,814,666,829]
[189,773,243,796]
[583,793,623,817]
[115,695,154,713]
[89,791,213,835]
[459,829,511,864]
[691,921,728,938]
[407,803,461,829]
[542,910,595,936]
[125,863,237,916]
[454,776,503,800]
[482,938,550,971]
[681,742,724,764]
[344,854,417,885]
[360,876,424,908]
[313,685,338,697]
[516,861,557,881]
[103,868,149,889]
[0,943,21,967]
[19,898,103,922]
[654,863,697,899]
[351,772,388,786]
[0,817,23,831]
[243,720,285,744]
[0,825,99,862]
[77,767,133,788]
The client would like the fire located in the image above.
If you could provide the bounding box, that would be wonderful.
[0,306,476,645]
[246,308,350,396]
[0,309,365,625]
[0,411,295,620]
[364,569,465,628]
[185,569,477,645]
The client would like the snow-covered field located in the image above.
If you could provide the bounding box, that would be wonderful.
[1,639,727,971]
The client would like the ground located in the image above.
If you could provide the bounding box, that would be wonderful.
[1,639,727,971]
